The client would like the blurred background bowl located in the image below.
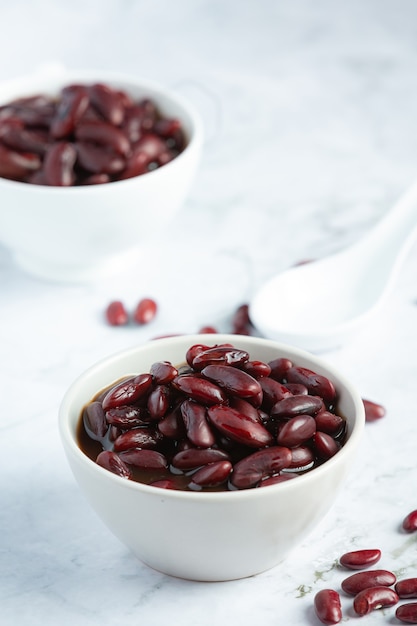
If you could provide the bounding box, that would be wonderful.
[58,334,365,581]
[0,67,203,282]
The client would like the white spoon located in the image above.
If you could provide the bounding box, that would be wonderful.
[250,179,417,352]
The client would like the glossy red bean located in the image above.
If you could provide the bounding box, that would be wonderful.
[88,82,126,126]
[96,451,132,479]
[105,300,128,326]
[113,426,162,452]
[271,394,323,418]
[147,385,170,420]
[185,344,209,368]
[75,119,130,155]
[313,431,340,460]
[341,569,396,595]
[231,446,292,489]
[83,401,107,440]
[134,132,167,160]
[402,510,417,532]
[180,399,216,448]
[0,143,41,180]
[50,85,89,139]
[260,473,298,486]
[339,549,382,570]
[277,415,316,448]
[43,141,77,186]
[119,149,149,179]
[353,586,399,615]
[315,410,344,435]
[286,366,336,405]
[363,398,386,422]
[287,445,315,470]
[314,589,342,625]
[201,364,262,402]
[157,406,185,438]
[396,579,417,598]
[133,298,158,324]
[229,397,262,422]
[102,374,153,410]
[189,460,232,489]
[105,406,149,427]
[192,346,249,370]
[122,103,154,142]
[207,405,274,448]
[150,361,178,384]
[268,357,293,381]
[118,449,168,469]
[172,374,227,406]
[76,141,125,174]
[241,360,271,378]
[171,447,230,470]
[259,377,292,410]
[231,303,252,334]
[1,124,49,155]
[396,602,417,623]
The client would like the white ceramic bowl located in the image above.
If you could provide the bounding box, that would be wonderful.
[58,334,365,581]
[0,67,203,282]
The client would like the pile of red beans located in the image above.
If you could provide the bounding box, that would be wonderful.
[0,82,185,185]
[314,511,417,624]
[78,342,347,491]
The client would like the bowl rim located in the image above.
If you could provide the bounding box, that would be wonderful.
[0,68,204,193]
[58,333,365,502]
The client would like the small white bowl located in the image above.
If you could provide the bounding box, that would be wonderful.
[58,334,365,581]
[0,67,203,282]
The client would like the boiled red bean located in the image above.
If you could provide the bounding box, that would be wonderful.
[0,143,41,180]
[88,82,126,126]
[189,460,232,489]
[284,383,308,395]
[402,510,417,532]
[201,364,262,402]
[315,410,344,435]
[353,586,399,615]
[50,85,89,139]
[171,447,230,470]
[105,406,149,428]
[363,398,386,422]
[118,449,168,469]
[75,119,130,155]
[229,397,262,423]
[276,415,316,447]
[192,346,249,370]
[286,366,336,405]
[76,141,125,174]
[271,394,323,418]
[105,300,129,326]
[260,473,298,486]
[231,446,292,489]
[396,579,417,598]
[268,357,293,381]
[96,450,132,479]
[150,361,178,384]
[241,360,271,378]
[259,377,292,410]
[341,569,396,595]
[133,298,158,324]
[207,405,274,448]
[287,445,315,470]
[157,406,185,439]
[313,431,340,460]
[180,399,216,448]
[119,149,149,179]
[172,374,227,405]
[314,589,342,625]
[83,401,107,440]
[185,343,209,368]
[113,426,162,452]
[231,303,252,335]
[43,141,77,186]
[102,374,153,410]
[396,602,417,623]
[339,549,382,570]
[147,385,170,420]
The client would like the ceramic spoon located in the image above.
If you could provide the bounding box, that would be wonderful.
[250,178,417,352]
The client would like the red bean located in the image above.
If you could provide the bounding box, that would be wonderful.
[83,401,107,440]
[150,361,178,384]
[363,398,386,422]
[229,397,262,422]
[284,383,308,395]
[189,460,232,489]
[402,510,417,532]
[260,473,298,486]
[113,426,162,452]
[313,431,340,460]
[396,579,417,599]
[201,364,262,402]
[268,357,293,381]
[102,374,153,410]
[396,602,417,623]
[230,446,292,489]
[341,569,396,595]
[353,586,399,615]
[50,85,89,139]
[241,360,271,378]
[207,405,274,448]
[133,298,158,324]
[271,394,323,418]
[106,406,149,427]
[119,149,149,179]
[0,143,41,180]
[339,549,382,570]
[96,451,132,479]
[43,141,77,186]
[88,82,126,126]
[180,399,216,448]
[76,141,125,174]
[172,374,227,406]
[105,300,129,326]
[315,410,344,435]
[286,366,336,405]
[314,589,342,625]
[259,377,292,410]
[147,385,170,420]
[171,447,230,470]
[231,303,252,335]
[192,346,249,370]
[287,445,315,470]
[157,405,185,439]
[118,449,168,469]
[150,479,178,490]
[276,415,316,447]
[1,123,49,155]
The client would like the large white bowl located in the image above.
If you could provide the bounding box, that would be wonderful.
[58,334,365,581]
[0,68,203,282]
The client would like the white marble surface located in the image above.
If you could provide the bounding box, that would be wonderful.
[2,1,417,624]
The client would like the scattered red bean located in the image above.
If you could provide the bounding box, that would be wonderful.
[339,548,382,570]
[314,589,342,625]
[353,586,399,615]
[77,342,346,491]
[396,579,417,599]
[0,82,186,185]
[402,510,417,532]
[341,569,396,595]
[396,602,417,623]
[363,398,386,422]
[133,298,158,324]
[105,300,129,326]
